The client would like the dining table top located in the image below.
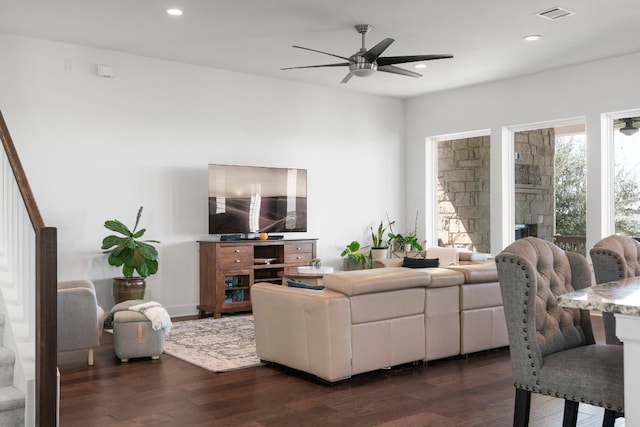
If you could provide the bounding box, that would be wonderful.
[557,275,640,316]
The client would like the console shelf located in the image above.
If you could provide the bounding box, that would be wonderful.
[197,238,317,318]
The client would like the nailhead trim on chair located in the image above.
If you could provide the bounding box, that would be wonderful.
[591,250,624,276]
[498,255,624,414]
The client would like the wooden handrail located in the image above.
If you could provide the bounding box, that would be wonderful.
[0,112,45,230]
[0,110,57,426]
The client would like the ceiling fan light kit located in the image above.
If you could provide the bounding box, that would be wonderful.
[282,24,453,84]
[620,118,639,136]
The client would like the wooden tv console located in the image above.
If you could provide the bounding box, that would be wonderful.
[197,238,317,318]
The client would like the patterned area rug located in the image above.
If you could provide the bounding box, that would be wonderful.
[163,314,263,372]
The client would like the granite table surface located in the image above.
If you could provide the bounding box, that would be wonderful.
[557,276,640,316]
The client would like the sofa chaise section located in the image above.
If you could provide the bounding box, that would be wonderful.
[252,267,430,382]
[252,284,352,382]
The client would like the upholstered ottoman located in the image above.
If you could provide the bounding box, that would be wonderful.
[113,311,164,362]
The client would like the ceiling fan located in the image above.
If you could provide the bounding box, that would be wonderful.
[281,24,453,84]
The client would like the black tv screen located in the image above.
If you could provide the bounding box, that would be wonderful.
[208,164,307,234]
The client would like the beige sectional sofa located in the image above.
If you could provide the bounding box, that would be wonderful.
[252,254,508,382]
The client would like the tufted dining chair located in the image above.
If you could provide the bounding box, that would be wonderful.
[495,237,624,427]
[590,234,640,345]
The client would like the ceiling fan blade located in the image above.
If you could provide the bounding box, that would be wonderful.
[363,38,394,62]
[292,45,351,61]
[281,62,349,71]
[377,54,453,66]
[378,65,422,78]
[340,73,353,84]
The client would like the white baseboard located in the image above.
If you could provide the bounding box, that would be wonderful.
[164,304,199,318]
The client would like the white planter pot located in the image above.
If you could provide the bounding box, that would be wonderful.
[370,247,388,260]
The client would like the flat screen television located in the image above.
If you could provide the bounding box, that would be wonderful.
[208,164,307,235]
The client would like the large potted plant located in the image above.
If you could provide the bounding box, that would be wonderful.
[101,206,160,303]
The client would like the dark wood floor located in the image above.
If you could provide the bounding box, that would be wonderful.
[58,315,624,427]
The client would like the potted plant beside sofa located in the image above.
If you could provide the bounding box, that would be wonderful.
[341,240,372,270]
[101,206,160,303]
[388,231,423,252]
[388,212,423,256]
[370,220,394,260]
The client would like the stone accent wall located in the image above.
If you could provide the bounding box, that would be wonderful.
[437,136,490,253]
[514,128,555,241]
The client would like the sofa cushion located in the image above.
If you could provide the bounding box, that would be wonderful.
[460,281,503,310]
[448,262,499,283]
[402,257,439,269]
[425,268,465,288]
[426,247,459,266]
[373,258,404,268]
[350,288,425,324]
[323,267,429,296]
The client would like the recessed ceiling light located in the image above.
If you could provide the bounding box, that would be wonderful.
[414,64,427,69]
[523,35,542,42]
[166,8,183,16]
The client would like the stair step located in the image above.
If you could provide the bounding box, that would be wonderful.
[0,386,25,427]
[0,386,24,411]
[0,346,15,387]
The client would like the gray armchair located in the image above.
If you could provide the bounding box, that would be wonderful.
[495,237,623,427]
[590,235,640,345]
[57,280,105,365]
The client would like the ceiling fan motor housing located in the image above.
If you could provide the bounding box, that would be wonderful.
[349,50,377,77]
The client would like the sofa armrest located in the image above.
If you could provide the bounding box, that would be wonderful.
[251,283,352,382]
[447,262,498,283]
[57,281,103,352]
[324,267,429,296]
[373,258,404,268]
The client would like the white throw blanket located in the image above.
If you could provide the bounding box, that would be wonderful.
[128,301,172,336]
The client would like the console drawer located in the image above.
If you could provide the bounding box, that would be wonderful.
[284,243,314,254]
[219,246,253,268]
[284,252,313,264]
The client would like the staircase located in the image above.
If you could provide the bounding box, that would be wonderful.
[0,314,25,426]
[0,110,58,426]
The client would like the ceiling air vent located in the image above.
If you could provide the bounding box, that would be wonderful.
[536,7,575,21]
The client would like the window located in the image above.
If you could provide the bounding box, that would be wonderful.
[614,116,640,236]
[437,135,490,252]
[554,131,587,254]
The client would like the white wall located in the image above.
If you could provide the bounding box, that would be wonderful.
[0,33,405,315]
[405,51,640,255]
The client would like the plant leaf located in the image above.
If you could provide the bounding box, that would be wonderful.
[103,219,131,236]
[137,241,159,260]
[101,235,130,250]
[122,265,134,277]
[132,228,146,239]
[107,252,125,267]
